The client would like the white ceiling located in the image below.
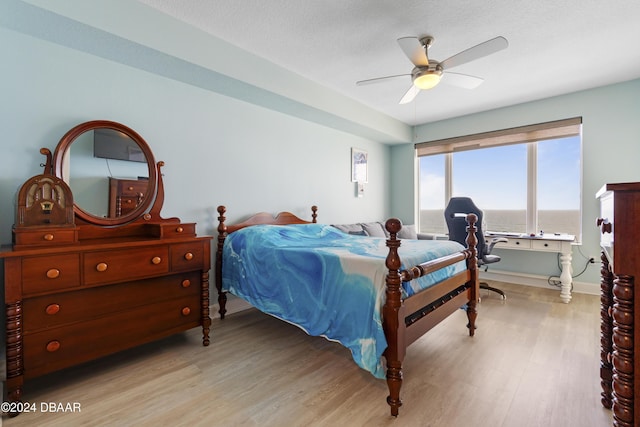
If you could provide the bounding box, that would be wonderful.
[137,0,640,126]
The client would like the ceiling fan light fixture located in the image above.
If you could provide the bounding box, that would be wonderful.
[412,66,443,90]
[414,73,441,89]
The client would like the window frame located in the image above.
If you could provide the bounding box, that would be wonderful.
[415,117,583,241]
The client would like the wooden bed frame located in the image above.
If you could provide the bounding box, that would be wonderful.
[215,205,480,416]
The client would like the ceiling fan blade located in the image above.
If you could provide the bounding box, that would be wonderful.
[399,85,421,104]
[441,36,508,70]
[397,37,429,66]
[356,74,410,86]
[443,71,484,89]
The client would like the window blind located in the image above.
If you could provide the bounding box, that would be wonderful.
[415,117,582,157]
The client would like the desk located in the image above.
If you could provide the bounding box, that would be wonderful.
[485,232,576,303]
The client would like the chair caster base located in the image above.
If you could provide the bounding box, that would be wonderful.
[480,283,506,299]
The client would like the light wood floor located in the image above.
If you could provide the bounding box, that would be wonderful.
[3,281,613,427]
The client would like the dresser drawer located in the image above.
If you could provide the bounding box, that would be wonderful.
[118,196,142,215]
[117,180,147,197]
[22,254,81,295]
[171,242,206,272]
[23,271,201,333]
[83,246,170,285]
[531,239,561,251]
[13,228,78,248]
[23,294,201,378]
[488,238,531,250]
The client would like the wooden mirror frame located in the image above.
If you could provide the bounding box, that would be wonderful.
[52,120,158,226]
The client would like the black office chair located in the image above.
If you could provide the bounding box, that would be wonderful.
[444,197,508,299]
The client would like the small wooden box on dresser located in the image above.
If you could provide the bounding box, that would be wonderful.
[597,182,640,427]
[1,121,212,417]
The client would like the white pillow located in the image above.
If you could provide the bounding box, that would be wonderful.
[361,222,387,237]
[397,224,418,239]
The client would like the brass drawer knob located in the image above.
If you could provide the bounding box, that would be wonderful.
[181,279,191,288]
[46,340,61,353]
[45,304,60,315]
[181,307,191,316]
[43,234,54,241]
[128,186,134,191]
[184,252,194,261]
[152,256,162,265]
[96,262,108,272]
[46,268,60,279]
[176,226,184,233]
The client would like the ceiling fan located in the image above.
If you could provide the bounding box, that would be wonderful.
[356,35,508,104]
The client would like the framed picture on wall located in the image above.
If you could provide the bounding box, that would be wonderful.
[351,148,368,183]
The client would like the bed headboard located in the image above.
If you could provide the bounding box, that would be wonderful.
[214,205,318,319]
[216,205,318,235]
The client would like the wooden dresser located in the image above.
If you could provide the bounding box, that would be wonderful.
[108,177,148,217]
[1,120,212,416]
[597,182,640,427]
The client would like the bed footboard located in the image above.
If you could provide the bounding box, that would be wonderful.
[383,214,479,417]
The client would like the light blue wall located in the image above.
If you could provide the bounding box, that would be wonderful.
[0,26,391,245]
[3,0,639,290]
[390,79,640,285]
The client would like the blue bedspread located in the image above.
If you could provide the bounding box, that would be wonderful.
[222,223,466,378]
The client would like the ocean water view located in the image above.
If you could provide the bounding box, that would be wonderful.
[419,209,581,238]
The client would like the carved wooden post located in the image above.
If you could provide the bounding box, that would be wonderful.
[216,205,228,319]
[465,213,479,336]
[147,161,165,220]
[4,257,24,417]
[611,274,634,426]
[201,271,211,346]
[311,205,318,223]
[383,218,406,417]
[600,251,614,409]
[40,147,53,175]
[5,300,23,416]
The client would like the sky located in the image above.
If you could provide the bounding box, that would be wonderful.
[419,136,581,210]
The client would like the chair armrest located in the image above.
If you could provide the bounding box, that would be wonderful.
[486,237,508,254]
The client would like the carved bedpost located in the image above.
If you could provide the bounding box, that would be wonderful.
[311,205,318,223]
[216,205,228,319]
[383,218,406,417]
[465,213,479,336]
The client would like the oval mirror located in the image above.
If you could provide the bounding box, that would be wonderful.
[52,120,157,226]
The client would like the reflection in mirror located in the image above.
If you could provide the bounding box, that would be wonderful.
[63,130,149,218]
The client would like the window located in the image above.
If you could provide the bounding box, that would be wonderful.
[416,118,582,241]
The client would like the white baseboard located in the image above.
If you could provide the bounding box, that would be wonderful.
[479,269,599,296]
